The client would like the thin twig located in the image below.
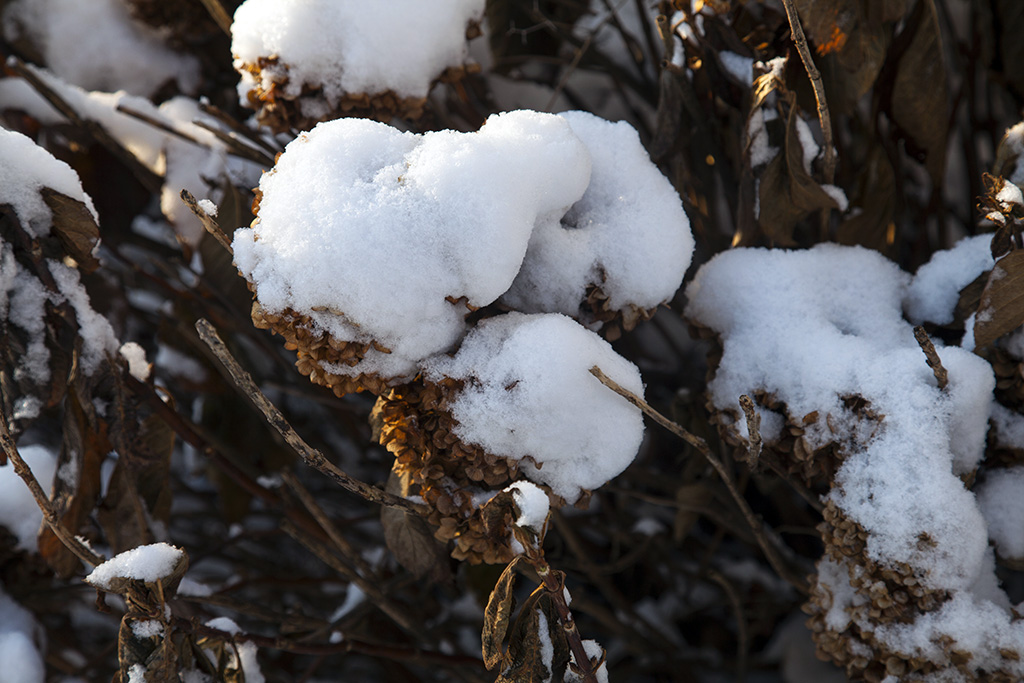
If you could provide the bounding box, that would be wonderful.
[780,0,836,186]
[115,104,204,146]
[913,326,949,390]
[191,119,276,167]
[514,527,600,683]
[281,471,375,578]
[707,569,749,683]
[6,57,162,194]
[738,395,762,465]
[180,190,233,255]
[589,366,809,594]
[195,319,426,516]
[197,0,233,36]
[280,520,437,647]
[0,414,104,567]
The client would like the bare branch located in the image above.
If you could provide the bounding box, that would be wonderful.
[180,190,234,255]
[0,414,104,567]
[195,318,426,516]
[780,0,836,186]
[589,366,809,594]
[738,394,762,465]
[914,326,949,390]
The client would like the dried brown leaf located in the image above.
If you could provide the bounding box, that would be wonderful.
[974,250,1024,348]
[381,467,451,583]
[890,0,947,183]
[757,96,839,244]
[482,555,525,670]
[40,187,100,273]
[837,145,896,251]
[496,595,548,683]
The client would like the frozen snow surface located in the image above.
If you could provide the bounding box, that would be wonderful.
[976,466,1024,561]
[119,342,150,382]
[0,127,98,237]
[0,65,263,245]
[501,111,694,322]
[86,543,184,590]
[505,481,550,533]
[905,234,993,326]
[425,313,645,502]
[231,0,484,101]
[685,244,1019,677]
[235,110,690,382]
[686,245,994,584]
[204,618,265,683]
[0,582,44,683]
[0,444,56,552]
[2,0,199,97]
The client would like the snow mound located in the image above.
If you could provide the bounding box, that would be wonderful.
[685,243,994,589]
[86,543,185,590]
[424,313,645,502]
[0,126,97,237]
[2,0,199,97]
[231,0,484,101]
[233,111,592,381]
[0,445,56,552]
[905,234,993,326]
[501,111,694,326]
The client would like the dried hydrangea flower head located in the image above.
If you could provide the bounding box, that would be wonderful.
[378,313,645,563]
[230,0,485,131]
[233,111,591,394]
[500,111,694,340]
[685,244,1024,681]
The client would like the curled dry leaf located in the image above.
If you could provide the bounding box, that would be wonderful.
[973,250,1024,349]
[380,467,451,584]
[40,187,101,273]
[482,555,525,670]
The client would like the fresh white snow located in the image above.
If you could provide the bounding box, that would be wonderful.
[424,313,645,502]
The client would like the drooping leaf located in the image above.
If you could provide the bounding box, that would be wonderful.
[757,95,840,244]
[496,594,546,683]
[888,0,948,183]
[836,145,897,252]
[974,250,1024,348]
[381,467,451,584]
[994,0,1024,99]
[40,187,101,273]
[482,555,525,670]
[794,0,891,114]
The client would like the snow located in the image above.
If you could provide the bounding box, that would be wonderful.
[424,313,645,502]
[204,618,265,683]
[85,543,185,590]
[2,0,199,97]
[233,111,592,381]
[505,481,550,533]
[684,243,1024,675]
[1,66,263,245]
[685,244,995,591]
[500,111,694,325]
[0,444,56,552]
[0,583,45,683]
[566,639,608,683]
[976,466,1024,560]
[329,584,366,622]
[719,51,754,85]
[130,620,164,639]
[48,260,119,376]
[197,199,217,217]
[231,0,484,103]
[905,234,993,326]
[0,127,98,237]
[119,342,150,382]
